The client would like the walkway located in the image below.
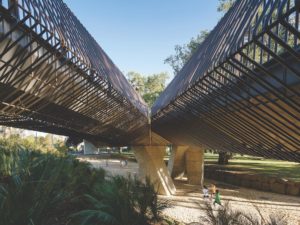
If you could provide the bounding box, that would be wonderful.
[83,158,300,225]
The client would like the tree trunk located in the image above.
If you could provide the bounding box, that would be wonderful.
[218,152,232,165]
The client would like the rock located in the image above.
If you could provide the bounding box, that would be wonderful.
[232,174,241,186]
[215,171,225,181]
[271,182,286,194]
[229,174,236,184]
[252,180,262,190]
[294,182,300,189]
[286,182,299,196]
[269,177,277,185]
[248,175,258,182]
[261,182,271,191]
[241,179,251,188]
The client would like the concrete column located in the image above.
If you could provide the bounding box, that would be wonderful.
[83,139,98,155]
[133,146,176,196]
[168,146,188,178]
[185,146,204,186]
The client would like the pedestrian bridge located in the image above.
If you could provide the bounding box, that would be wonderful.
[152,0,300,162]
[0,0,299,194]
[0,0,150,146]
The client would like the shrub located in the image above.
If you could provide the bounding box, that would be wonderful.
[0,142,169,225]
[71,176,169,225]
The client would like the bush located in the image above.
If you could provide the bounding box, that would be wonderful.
[71,176,169,225]
[0,142,169,225]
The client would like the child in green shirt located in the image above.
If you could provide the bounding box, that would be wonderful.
[214,189,222,206]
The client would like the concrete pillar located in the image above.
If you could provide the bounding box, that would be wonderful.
[133,146,176,196]
[185,146,204,186]
[83,139,98,155]
[168,146,188,178]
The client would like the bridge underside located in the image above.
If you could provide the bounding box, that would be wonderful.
[0,0,149,146]
[0,0,299,196]
[152,0,300,162]
[0,0,299,164]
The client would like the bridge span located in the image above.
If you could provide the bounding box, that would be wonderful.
[152,0,300,162]
[0,0,299,195]
[0,0,149,146]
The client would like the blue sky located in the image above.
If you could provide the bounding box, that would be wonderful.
[63,0,222,77]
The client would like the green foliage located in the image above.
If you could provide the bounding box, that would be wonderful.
[127,71,146,94]
[127,71,169,107]
[0,134,68,154]
[205,155,300,182]
[0,141,168,225]
[164,30,210,74]
[164,0,236,75]
[0,142,105,225]
[217,0,236,13]
[71,176,169,225]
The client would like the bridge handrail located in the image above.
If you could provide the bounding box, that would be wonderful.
[152,0,300,116]
[0,0,148,116]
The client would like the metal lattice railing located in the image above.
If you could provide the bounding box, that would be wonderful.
[152,0,300,161]
[0,0,148,145]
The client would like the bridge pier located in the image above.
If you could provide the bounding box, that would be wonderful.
[185,146,204,186]
[168,146,188,178]
[133,146,176,196]
[83,140,98,155]
[168,146,204,186]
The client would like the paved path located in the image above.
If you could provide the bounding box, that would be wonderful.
[82,158,300,225]
[162,178,300,225]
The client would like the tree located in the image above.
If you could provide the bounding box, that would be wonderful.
[218,152,233,165]
[127,71,169,107]
[126,71,146,94]
[164,30,210,74]
[164,1,236,75]
[217,0,236,13]
[143,72,169,106]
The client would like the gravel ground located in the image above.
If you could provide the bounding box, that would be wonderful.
[83,159,300,225]
[161,178,300,225]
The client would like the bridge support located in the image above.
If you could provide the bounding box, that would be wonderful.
[83,140,98,155]
[185,147,204,186]
[168,146,204,186]
[168,146,188,178]
[133,146,176,196]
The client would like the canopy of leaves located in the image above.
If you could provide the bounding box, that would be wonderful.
[217,0,236,13]
[127,71,169,107]
[164,30,210,74]
[164,0,236,75]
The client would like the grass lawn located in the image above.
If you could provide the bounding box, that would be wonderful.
[205,153,300,182]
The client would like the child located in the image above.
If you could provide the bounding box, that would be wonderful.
[210,183,216,198]
[203,185,209,198]
[213,189,222,206]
